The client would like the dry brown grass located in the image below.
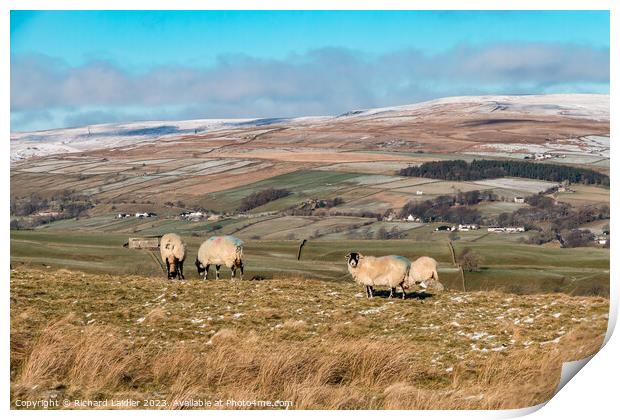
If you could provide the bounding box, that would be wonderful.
[10,268,609,410]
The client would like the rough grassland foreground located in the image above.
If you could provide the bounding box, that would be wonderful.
[11,268,608,409]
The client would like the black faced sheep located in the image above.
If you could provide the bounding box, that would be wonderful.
[195,235,244,280]
[345,252,411,299]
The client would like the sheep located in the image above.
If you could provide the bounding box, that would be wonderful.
[159,233,187,280]
[195,235,244,280]
[345,252,410,299]
[406,256,444,292]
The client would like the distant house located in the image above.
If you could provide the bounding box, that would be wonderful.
[406,214,416,222]
[487,226,505,233]
[458,224,479,231]
[415,190,424,195]
[596,235,609,245]
[37,211,59,217]
[534,153,552,161]
[179,210,206,221]
[435,225,455,232]
[558,186,575,193]
[505,226,526,233]
[488,226,525,233]
[514,196,525,204]
[116,213,131,219]
[383,210,397,222]
[135,212,157,218]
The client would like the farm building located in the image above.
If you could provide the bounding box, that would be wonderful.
[558,186,575,193]
[488,226,526,233]
[406,214,421,222]
[514,196,525,204]
[596,235,609,246]
[180,211,206,221]
[534,153,553,160]
[435,225,455,232]
[458,224,479,231]
[126,236,160,249]
[505,226,526,233]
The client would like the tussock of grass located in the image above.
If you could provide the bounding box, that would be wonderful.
[11,268,608,409]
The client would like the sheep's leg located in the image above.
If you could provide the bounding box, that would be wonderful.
[231,266,236,281]
[239,262,244,281]
[365,285,370,298]
[215,265,221,280]
[165,260,171,279]
[389,287,396,298]
[178,260,185,280]
[203,264,209,281]
[369,286,374,298]
[401,285,407,300]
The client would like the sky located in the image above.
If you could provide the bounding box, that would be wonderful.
[10,10,610,132]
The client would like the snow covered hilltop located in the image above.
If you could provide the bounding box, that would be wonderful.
[11,93,609,162]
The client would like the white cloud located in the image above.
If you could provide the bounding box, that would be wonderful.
[10,43,609,131]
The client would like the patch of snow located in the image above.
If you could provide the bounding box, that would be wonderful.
[359,306,388,315]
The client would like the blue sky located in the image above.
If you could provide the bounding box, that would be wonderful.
[11,10,610,131]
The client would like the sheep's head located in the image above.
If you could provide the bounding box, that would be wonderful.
[233,257,243,268]
[195,258,205,275]
[167,256,178,278]
[345,252,363,268]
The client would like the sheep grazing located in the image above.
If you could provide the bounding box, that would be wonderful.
[195,235,244,280]
[159,233,187,280]
[345,252,410,299]
[406,256,444,292]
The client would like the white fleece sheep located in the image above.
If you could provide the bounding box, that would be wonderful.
[195,235,244,280]
[406,256,444,292]
[345,252,411,299]
[160,233,187,280]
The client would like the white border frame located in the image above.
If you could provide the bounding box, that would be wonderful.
[2,2,616,420]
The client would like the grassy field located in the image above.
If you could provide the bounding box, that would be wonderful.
[10,228,609,296]
[10,267,609,409]
[10,95,611,410]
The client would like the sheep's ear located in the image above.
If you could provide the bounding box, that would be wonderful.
[344,253,351,260]
[358,253,364,259]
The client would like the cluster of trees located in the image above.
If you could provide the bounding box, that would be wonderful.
[525,227,599,248]
[396,186,608,248]
[562,229,597,248]
[500,192,607,230]
[330,210,383,219]
[399,193,487,224]
[491,192,609,248]
[399,159,609,185]
[10,191,93,230]
[458,248,483,272]
[375,226,406,240]
[285,197,344,216]
[239,188,291,212]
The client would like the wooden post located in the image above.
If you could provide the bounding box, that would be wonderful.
[448,241,457,266]
[297,239,307,260]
